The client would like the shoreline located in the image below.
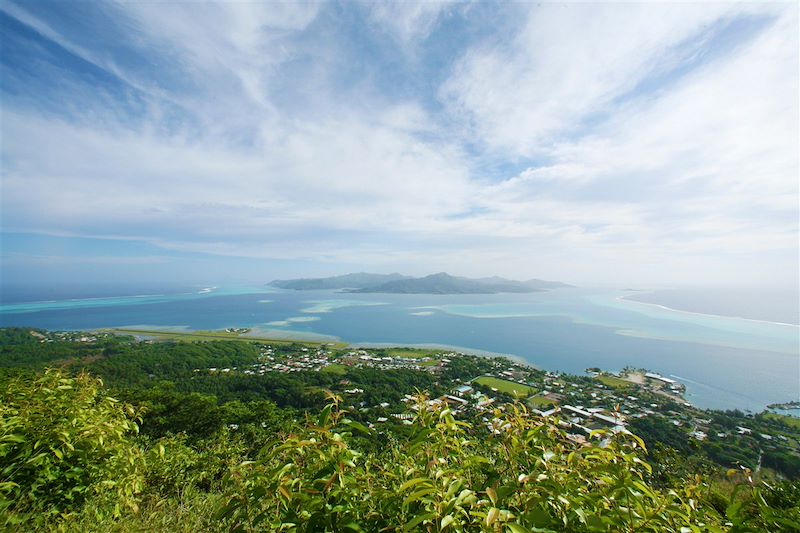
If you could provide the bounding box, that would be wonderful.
[352,341,532,367]
[101,326,533,368]
[48,325,795,415]
[617,293,800,328]
[97,326,347,347]
[6,285,794,413]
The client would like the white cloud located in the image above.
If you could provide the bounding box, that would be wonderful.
[1,1,797,286]
[439,3,780,157]
[429,4,797,284]
[367,2,452,44]
[493,7,798,247]
[0,104,474,244]
[1,253,170,266]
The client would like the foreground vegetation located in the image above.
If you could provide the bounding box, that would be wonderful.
[1,328,799,531]
[4,370,799,531]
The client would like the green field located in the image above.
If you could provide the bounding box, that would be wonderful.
[385,348,436,359]
[596,375,634,389]
[101,328,347,348]
[527,396,556,408]
[764,413,800,430]
[473,376,537,398]
[321,363,348,375]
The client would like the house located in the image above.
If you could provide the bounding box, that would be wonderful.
[444,395,469,406]
[453,384,474,396]
[690,430,707,441]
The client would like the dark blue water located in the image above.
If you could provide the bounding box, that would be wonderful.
[1,285,797,412]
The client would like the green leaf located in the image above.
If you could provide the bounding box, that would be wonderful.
[342,419,371,435]
[398,477,430,493]
[402,512,437,532]
[318,404,332,427]
[404,487,437,506]
[726,499,745,521]
[441,514,455,529]
[486,507,500,527]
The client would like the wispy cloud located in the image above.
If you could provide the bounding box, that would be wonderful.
[0,1,797,286]
[366,2,452,45]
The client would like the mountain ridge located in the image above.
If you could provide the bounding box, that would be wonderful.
[269,272,572,294]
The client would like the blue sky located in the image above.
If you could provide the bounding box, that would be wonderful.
[1,1,797,288]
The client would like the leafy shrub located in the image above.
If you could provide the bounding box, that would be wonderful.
[143,431,245,496]
[3,368,798,532]
[48,485,221,533]
[708,468,800,532]
[217,394,722,532]
[0,370,143,525]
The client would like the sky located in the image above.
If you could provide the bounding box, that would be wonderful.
[0,1,798,289]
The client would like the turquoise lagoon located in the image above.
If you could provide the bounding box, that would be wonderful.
[1,286,797,412]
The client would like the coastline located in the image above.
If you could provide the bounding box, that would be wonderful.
[65,325,797,415]
[5,285,796,413]
[101,326,534,368]
[352,341,532,367]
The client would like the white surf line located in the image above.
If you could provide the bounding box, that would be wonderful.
[65,293,165,302]
[616,294,800,328]
[669,374,708,386]
[0,294,171,312]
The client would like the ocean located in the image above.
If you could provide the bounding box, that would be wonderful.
[1,284,798,413]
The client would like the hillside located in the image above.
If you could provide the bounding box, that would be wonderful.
[353,272,572,294]
[1,328,798,531]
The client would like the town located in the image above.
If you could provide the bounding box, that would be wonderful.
[5,327,799,479]
[186,339,800,477]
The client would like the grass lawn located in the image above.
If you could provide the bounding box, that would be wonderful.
[102,328,345,347]
[764,413,800,430]
[596,375,634,389]
[321,363,348,375]
[385,348,436,359]
[473,376,537,398]
[528,396,556,408]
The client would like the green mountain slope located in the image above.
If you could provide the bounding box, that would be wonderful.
[270,272,572,294]
[353,272,571,294]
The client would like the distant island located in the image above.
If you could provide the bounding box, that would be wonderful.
[269,272,572,294]
[269,272,410,290]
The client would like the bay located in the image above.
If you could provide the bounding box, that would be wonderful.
[1,285,797,413]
